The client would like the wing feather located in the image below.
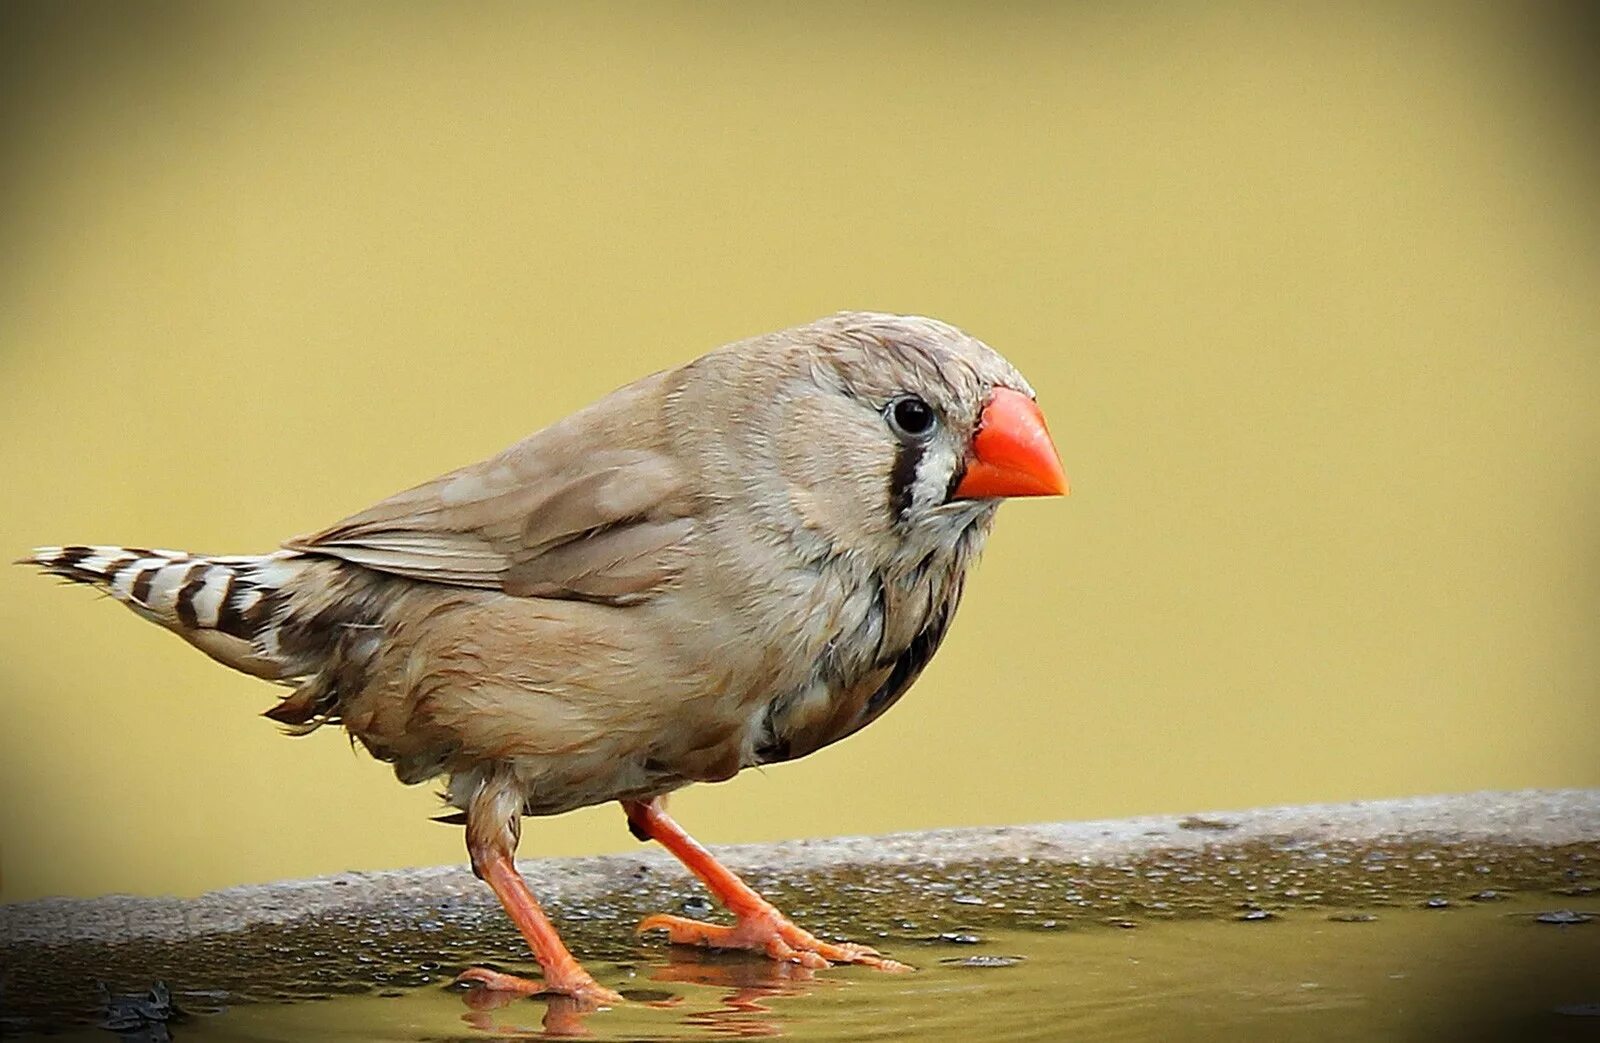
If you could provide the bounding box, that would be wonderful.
[285,371,696,603]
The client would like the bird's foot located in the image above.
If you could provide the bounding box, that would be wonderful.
[454,965,625,1007]
[637,906,912,971]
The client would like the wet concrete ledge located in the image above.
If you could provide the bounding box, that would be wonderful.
[4,788,1596,946]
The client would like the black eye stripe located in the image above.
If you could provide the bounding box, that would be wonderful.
[888,441,924,520]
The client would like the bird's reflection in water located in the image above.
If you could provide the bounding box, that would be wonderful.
[458,950,827,1038]
[649,951,824,1038]
[458,984,593,1038]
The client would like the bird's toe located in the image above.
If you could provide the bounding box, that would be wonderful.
[454,965,624,1007]
[638,908,912,972]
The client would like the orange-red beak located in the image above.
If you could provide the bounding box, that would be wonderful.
[951,387,1069,499]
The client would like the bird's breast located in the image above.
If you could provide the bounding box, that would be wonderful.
[744,593,958,767]
[731,530,974,767]
[647,505,988,782]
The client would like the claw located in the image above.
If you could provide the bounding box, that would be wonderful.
[637,909,912,972]
[454,965,624,1007]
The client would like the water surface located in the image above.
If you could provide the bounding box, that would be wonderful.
[166,899,1600,1041]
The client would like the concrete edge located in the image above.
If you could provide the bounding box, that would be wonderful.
[5,789,1597,944]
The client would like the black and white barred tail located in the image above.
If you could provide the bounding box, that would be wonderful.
[20,545,298,680]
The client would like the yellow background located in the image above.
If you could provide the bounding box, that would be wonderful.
[2,3,1596,902]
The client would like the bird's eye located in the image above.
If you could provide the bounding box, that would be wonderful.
[886,395,937,440]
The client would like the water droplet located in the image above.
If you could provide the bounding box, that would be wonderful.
[1534,910,1592,925]
[939,954,1025,968]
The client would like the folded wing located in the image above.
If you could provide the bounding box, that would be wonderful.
[285,372,696,605]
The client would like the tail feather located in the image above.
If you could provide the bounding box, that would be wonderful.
[21,544,295,679]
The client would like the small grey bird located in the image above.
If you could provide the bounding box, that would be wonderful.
[22,311,1067,1006]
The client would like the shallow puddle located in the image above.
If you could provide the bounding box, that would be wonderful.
[9,896,1599,1041]
[5,835,1599,1040]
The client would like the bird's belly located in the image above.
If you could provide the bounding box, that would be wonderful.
[508,749,692,817]
[501,695,759,815]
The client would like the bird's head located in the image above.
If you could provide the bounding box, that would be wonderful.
[677,312,1067,559]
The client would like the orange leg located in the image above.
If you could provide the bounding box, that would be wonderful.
[622,797,911,972]
[455,774,622,1007]
[455,852,624,1006]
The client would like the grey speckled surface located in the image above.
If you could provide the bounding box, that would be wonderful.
[4,788,1596,945]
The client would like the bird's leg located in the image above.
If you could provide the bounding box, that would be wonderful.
[623,797,910,971]
[456,775,624,1006]
[458,853,625,1005]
